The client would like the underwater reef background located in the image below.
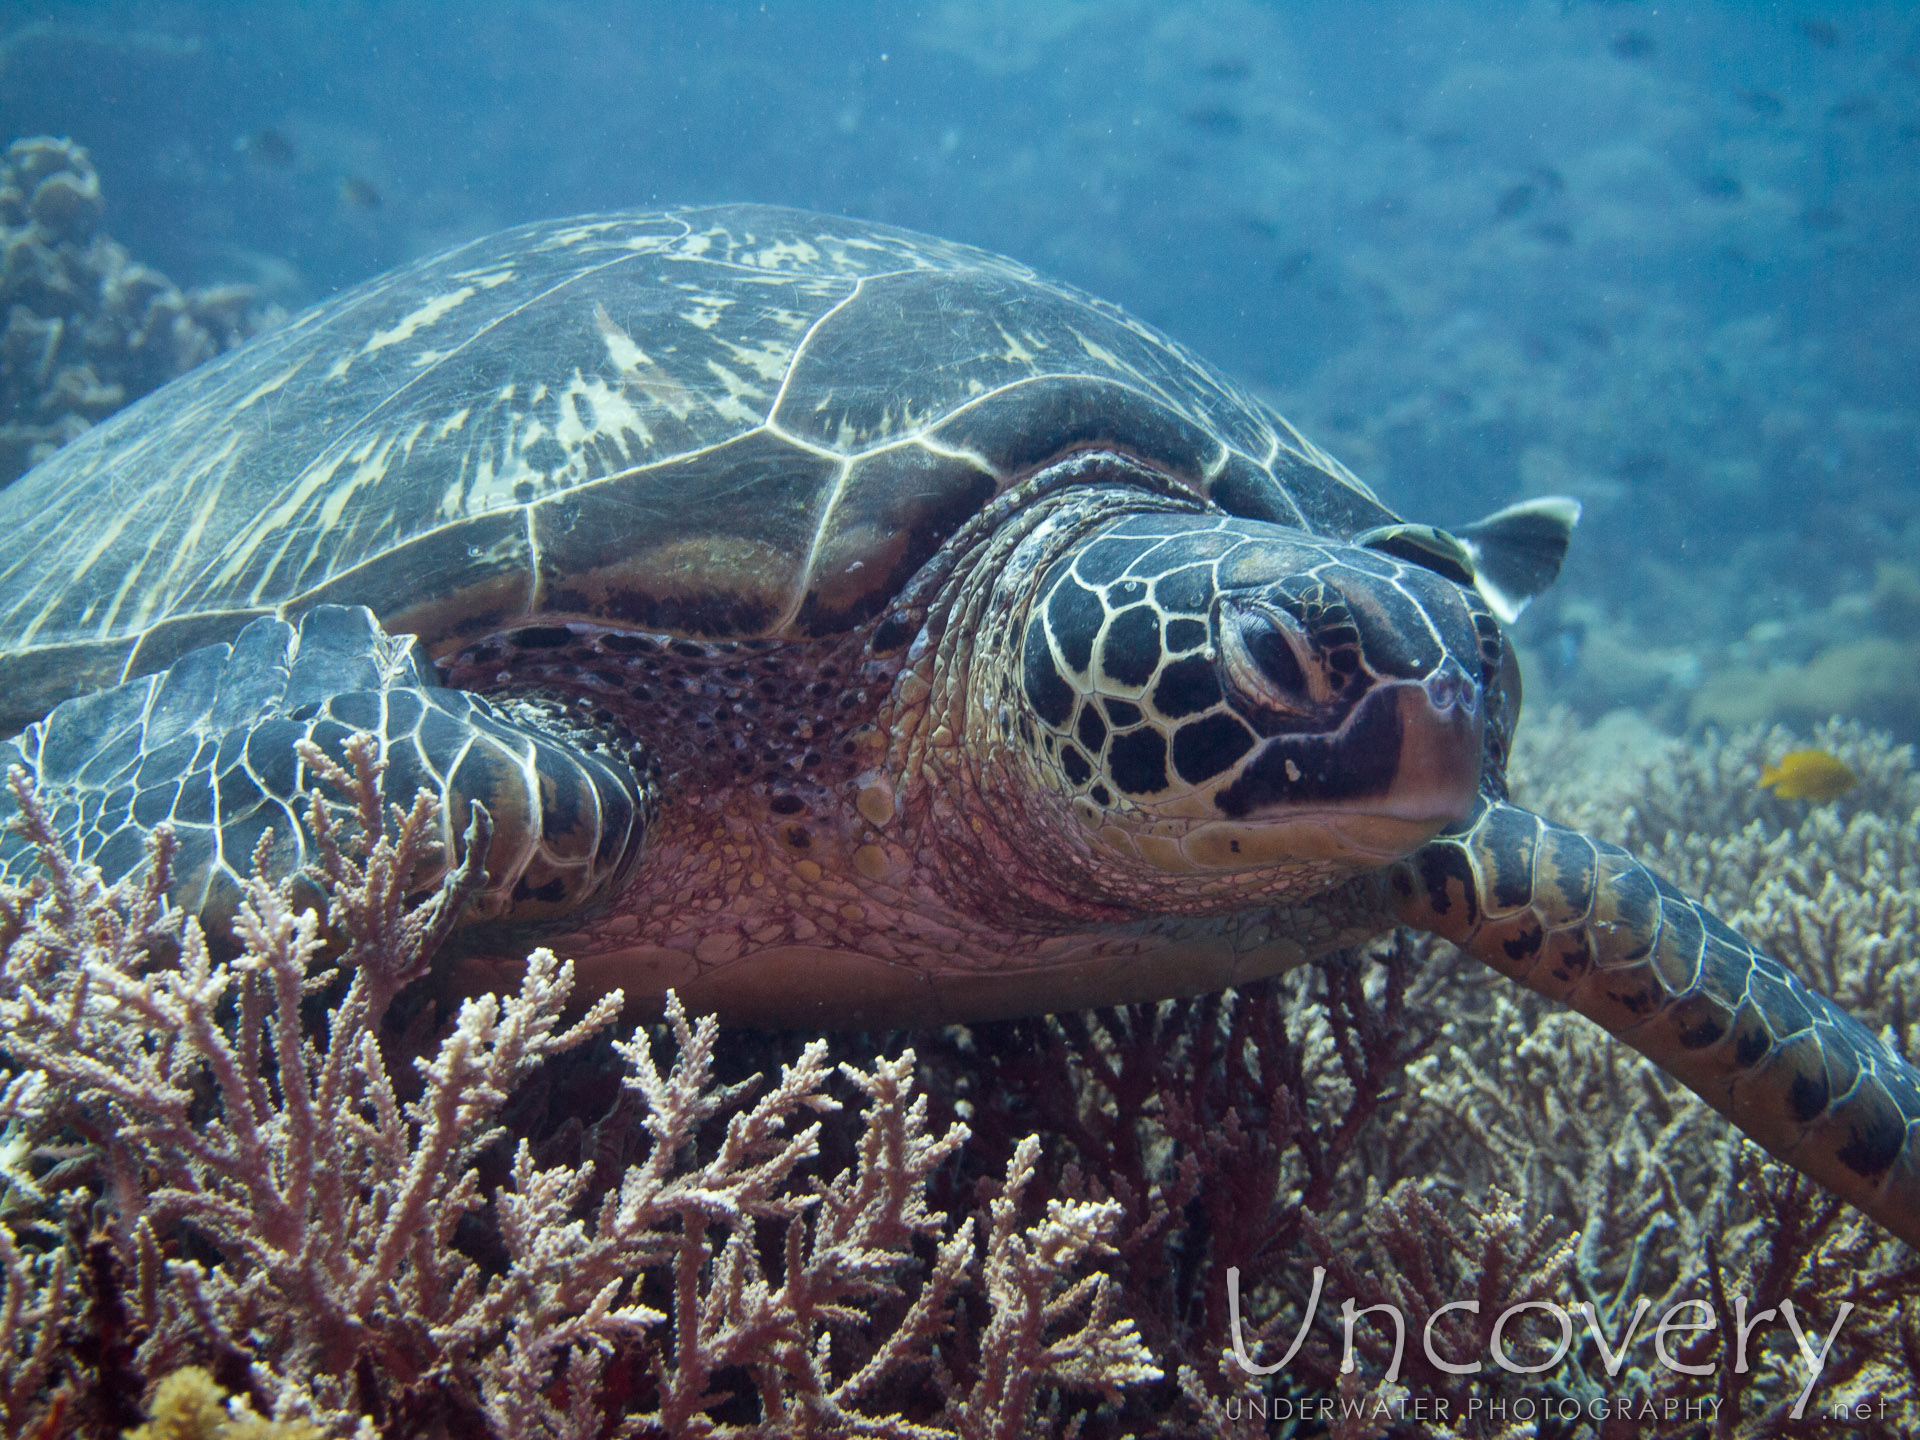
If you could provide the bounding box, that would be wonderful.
[1,1,1918,1435]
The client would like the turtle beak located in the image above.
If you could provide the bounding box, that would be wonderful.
[1207,654,1484,866]
[1376,660,1484,828]
[1281,663,1484,864]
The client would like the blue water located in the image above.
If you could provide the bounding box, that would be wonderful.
[5,0,1918,729]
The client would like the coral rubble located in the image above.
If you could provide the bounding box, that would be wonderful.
[0,137,276,489]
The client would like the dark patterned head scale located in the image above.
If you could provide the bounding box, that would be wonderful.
[1017,510,1500,875]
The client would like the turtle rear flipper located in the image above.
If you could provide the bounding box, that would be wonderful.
[0,605,652,942]
[1393,799,1920,1247]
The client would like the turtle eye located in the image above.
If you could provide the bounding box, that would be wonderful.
[1218,602,1322,715]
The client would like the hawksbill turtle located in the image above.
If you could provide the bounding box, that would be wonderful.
[0,205,1913,1245]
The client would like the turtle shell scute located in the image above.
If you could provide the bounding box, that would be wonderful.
[0,204,1397,734]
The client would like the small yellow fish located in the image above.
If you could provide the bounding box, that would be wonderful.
[1758,749,1857,801]
[339,175,382,210]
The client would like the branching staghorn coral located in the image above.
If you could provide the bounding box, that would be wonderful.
[0,1212,69,1438]
[907,938,1458,1436]
[1356,712,1920,1434]
[1,709,1916,1437]
[0,736,1156,1439]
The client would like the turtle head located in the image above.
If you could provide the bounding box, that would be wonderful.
[1013,512,1504,890]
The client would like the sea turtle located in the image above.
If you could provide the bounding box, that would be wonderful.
[0,205,1914,1245]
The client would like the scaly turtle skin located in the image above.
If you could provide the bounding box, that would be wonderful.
[0,206,1914,1245]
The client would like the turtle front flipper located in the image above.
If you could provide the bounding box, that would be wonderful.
[1391,798,1920,1247]
[0,605,652,942]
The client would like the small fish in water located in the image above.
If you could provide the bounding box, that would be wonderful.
[1610,31,1655,60]
[339,175,383,209]
[1181,106,1244,136]
[1738,89,1786,118]
[1275,248,1313,283]
[237,128,296,167]
[1495,181,1536,219]
[1796,18,1840,49]
[1548,624,1584,682]
[1759,749,1858,801]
